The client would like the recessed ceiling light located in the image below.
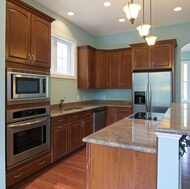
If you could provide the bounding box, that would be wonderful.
[67,12,74,16]
[174,7,182,12]
[119,18,125,22]
[104,2,111,7]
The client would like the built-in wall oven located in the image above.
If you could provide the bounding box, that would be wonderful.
[7,68,50,105]
[6,106,50,169]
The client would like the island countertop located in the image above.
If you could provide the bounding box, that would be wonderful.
[155,103,190,135]
[83,117,159,154]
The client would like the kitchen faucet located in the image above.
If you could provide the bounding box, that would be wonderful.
[60,97,65,110]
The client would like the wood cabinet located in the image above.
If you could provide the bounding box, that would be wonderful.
[6,153,51,188]
[106,107,132,126]
[130,39,176,71]
[6,0,54,70]
[51,115,68,162]
[77,46,132,89]
[77,46,96,88]
[110,49,132,88]
[86,143,157,189]
[95,50,110,88]
[68,110,93,153]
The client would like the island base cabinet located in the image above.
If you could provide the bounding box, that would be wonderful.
[86,143,157,189]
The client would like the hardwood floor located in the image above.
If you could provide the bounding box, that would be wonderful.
[10,149,86,189]
[8,147,190,189]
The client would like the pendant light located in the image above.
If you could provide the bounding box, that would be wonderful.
[123,0,141,24]
[145,0,157,45]
[136,0,151,39]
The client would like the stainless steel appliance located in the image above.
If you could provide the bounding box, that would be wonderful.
[132,71,172,113]
[7,68,50,105]
[6,106,50,169]
[93,107,106,132]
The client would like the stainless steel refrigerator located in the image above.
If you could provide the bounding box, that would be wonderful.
[132,71,172,113]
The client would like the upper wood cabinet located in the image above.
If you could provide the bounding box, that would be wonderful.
[130,39,176,71]
[6,0,54,69]
[95,50,110,88]
[110,49,132,88]
[77,46,96,88]
[77,46,132,89]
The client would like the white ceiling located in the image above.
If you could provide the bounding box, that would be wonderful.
[33,0,190,37]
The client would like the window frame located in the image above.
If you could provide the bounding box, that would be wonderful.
[51,29,77,80]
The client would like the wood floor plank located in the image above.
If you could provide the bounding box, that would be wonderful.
[8,146,190,189]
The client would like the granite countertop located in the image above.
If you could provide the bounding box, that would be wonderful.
[83,117,159,154]
[50,100,132,117]
[155,103,190,135]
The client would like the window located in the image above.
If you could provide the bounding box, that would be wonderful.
[51,30,77,79]
[181,60,190,102]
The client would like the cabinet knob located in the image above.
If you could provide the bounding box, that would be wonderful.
[32,55,36,63]
[28,54,32,62]
[39,161,45,165]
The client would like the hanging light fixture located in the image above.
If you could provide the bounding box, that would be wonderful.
[123,0,141,24]
[136,0,151,39]
[145,0,157,45]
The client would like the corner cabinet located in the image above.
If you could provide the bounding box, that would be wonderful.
[130,39,177,71]
[6,0,54,70]
[110,48,132,88]
[95,50,110,88]
[77,46,96,88]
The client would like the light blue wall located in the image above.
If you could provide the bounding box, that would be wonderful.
[0,0,6,188]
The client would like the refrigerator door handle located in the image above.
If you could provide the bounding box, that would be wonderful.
[145,83,149,112]
[149,84,152,112]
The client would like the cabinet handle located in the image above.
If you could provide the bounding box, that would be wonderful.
[39,161,45,165]
[32,55,36,62]
[15,172,23,178]
[58,119,63,122]
[58,125,63,129]
[28,54,32,62]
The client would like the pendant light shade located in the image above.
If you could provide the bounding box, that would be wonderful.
[137,0,150,39]
[123,1,141,24]
[145,36,157,45]
[137,24,151,39]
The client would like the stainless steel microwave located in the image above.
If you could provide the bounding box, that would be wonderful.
[7,68,50,105]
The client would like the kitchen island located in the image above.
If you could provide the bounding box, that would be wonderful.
[83,118,159,189]
[83,103,190,189]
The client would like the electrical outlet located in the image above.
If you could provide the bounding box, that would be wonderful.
[77,95,80,100]
[103,95,106,100]
[83,95,86,100]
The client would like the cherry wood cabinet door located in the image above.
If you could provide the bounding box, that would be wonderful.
[110,51,120,88]
[95,51,110,88]
[78,46,95,88]
[119,50,132,88]
[68,121,82,153]
[31,15,51,68]
[151,43,173,69]
[132,46,150,70]
[51,124,68,162]
[6,2,31,64]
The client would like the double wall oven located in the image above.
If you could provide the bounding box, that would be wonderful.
[6,68,51,169]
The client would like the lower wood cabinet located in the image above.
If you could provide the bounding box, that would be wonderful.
[51,124,68,162]
[51,110,93,162]
[6,153,51,188]
[106,107,132,126]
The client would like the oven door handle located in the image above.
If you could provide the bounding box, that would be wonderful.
[8,117,49,128]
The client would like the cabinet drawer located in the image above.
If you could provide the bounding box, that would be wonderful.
[6,154,51,187]
[68,111,85,122]
[51,115,68,127]
[106,107,117,113]
[117,107,132,114]
[83,110,93,118]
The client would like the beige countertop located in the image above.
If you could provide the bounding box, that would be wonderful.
[155,103,190,135]
[83,117,159,154]
[50,100,132,117]
[83,103,190,154]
